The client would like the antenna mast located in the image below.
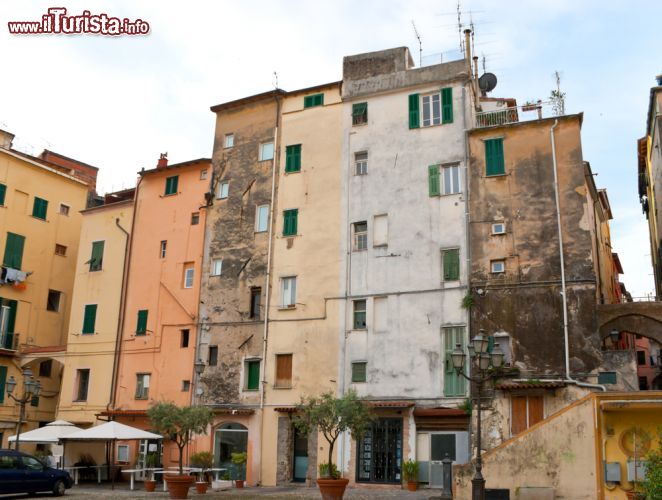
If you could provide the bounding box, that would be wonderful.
[457,0,463,53]
[411,20,422,67]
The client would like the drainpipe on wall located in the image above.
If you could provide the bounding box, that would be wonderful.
[258,93,281,486]
[550,119,606,392]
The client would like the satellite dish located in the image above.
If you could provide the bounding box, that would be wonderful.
[478,73,497,93]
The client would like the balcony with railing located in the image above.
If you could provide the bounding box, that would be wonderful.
[475,100,557,129]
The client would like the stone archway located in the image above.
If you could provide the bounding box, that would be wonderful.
[596,303,662,344]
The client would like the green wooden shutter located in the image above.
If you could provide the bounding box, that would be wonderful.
[0,184,6,206]
[444,249,460,281]
[30,395,39,407]
[136,310,148,335]
[90,241,104,271]
[442,87,453,123]
[283,209,298,236]
[165,175,179,195]
[0,365,6,403]
[409,94,420,129]
[82,304,97,334]
[352,362,367,383]
[428,165,440,196]
[444,327,466,397]
[247,361,260,390]
[285,145,301,173]
[485,138,505,176]
[487,335,495,353]
[6,300,17,350]
[32,197,48,220]
[3,233,25,269]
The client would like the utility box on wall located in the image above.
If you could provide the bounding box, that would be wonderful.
[604,461,621,482]
[627,460,648,482]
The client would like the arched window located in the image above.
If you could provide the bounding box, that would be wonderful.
[214,422,248,468]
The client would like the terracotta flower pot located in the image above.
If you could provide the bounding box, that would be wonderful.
[195,481,208,494]
[317,478,349,500]
[406,480,418,491]
[235,479,244,488]
[165,474,195,499]
[144,479,156,492]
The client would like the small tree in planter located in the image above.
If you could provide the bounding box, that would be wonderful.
[402,459,419,491]
[230,452,247,488]
[294,390,372,500]
[147,403,214,500]
[190,451,213,494]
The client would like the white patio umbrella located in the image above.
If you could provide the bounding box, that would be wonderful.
[8,419,83,444]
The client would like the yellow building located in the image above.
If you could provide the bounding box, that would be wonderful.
[56,190,134,426]
[0,130,89,447]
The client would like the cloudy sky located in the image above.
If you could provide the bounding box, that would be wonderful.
[1,0,660,296]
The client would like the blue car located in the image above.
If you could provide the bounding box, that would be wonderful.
[0,449,73,496]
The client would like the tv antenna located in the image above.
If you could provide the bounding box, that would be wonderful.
[273,71,278,90]
[411,20,422,67]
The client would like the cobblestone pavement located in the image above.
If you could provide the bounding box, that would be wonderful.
[0,484,442,499]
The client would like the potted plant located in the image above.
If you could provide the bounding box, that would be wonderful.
[190,451,213,494]
[640,427,662,500]
[143,452,159,492]
[402,459,419,491]
[147,403,214,500]
[231,452,247,488]
[294,390,373,500]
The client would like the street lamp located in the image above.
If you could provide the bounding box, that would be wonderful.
[193,359,206,403]
[5,367,41,451]
[451,329,505,500]
[609,328,620,346]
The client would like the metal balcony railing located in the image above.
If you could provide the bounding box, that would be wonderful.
[475,101,556,128]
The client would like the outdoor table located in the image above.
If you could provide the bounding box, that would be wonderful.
[121,468,164,491]
[120,468,142,491]
[64,464,106,485]
[167,466,226,481]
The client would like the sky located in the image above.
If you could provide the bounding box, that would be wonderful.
[1,0,660,297]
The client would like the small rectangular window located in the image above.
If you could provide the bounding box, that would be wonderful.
[160,240,167,258]
[39,360,52,378]
[89,241,104,272]
[353,300,367,329]
[136,310,148,335]
[0,184,6,206]
[59,203,70,216]
[256,205,269,233]
[637,351,646,365]
[422,93,441,127]
[352,102,368,125]
[245,359,261,391]
[281,277,297,307]
[442,248,460,281]
[32,197,48,220]
[181,380,191,392]
[135,373,150,400]
[165,175,179,196]
[217,181,229,199]
[355,152,368,176]
[208,346,218,366]
[491,223,506,235]
[353,221,367,251]
[180,329,189,348]
[250,287,261,319]
[285,145,302,173]
[183,264,195,288]
[46,290,61,312]
[211,258,222,276]
[200,170,208,180]
[117,445,129,463]
[82,304,97,334]
[283,209,298,236]
[275,354,293,388]
[491,260,505,274]
[55,244,67,256]
[352,362,367,383]
[303,93,324,108]
[259,142,274,161]
[75,369,90,401]
[485,138,505,176]
[441,164,461,195]
[224,134,234,149]
[191,212,200,225]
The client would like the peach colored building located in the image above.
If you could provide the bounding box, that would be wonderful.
[106,156,211,471]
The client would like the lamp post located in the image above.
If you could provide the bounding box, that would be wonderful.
[451,329,505,500]
[5,367,41,452]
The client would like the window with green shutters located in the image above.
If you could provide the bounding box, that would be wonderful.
[283,209,298,236]
[3,233,25,269]
[245,360,260,391]
[444,327,466,397]
[32,197,48,220]
[165,175,179,195]
[0,184,6,206]
[82,304,97,334]
[0,366,6,403]
[428,165,440,196]
[285,145,302,173]
[303,93,324,108]
[441,87,453,123]
[408,93,420,129]
[352,102,368,125]
[0,300,17,350]
[136,310,148,335]
[352,362,367,383]
[89,241,104,272]
[442,248,460,281]
[485,138,505,176]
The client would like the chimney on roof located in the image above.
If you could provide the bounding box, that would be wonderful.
[157,152,168,169]
[656,74,662,86]
[0,129,15,150]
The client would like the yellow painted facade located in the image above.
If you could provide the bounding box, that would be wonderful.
[260,84,343,485]
[0,141,88,446]
[56,199,133,426]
